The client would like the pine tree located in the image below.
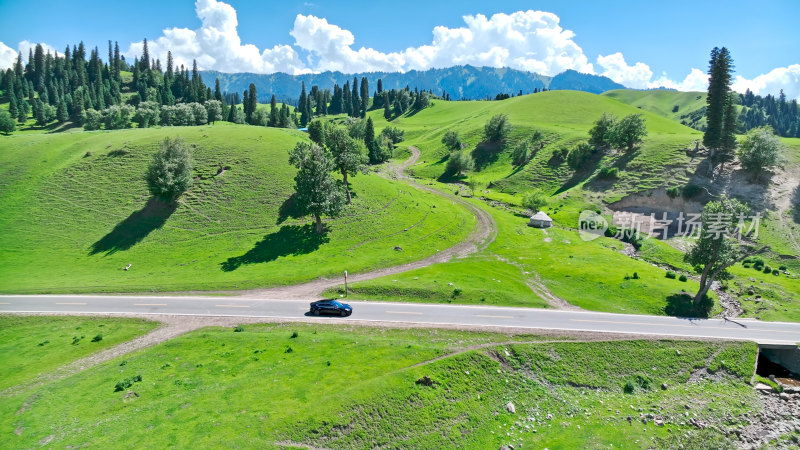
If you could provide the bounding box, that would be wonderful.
[299,82,309,127]
[247,83,257,123]
[227,99,236,122]
[360,77,369,117]
[383,93,391,120]
[715,93,738,168]
[214,78,223,101]
[269,95,278,127]
[351,77,360,117]
[703,46,734,170]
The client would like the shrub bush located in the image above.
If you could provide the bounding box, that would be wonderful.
[114,375,142,392]
[679,274,688,282]
[682,183,702,199]
[666,187,681,199]
[773,269,780,276]
[779,265,787,271]
[91,334,103,342]
[763,265,772,274]
[290,331,299,339]
[666,271,677,279]
[597,165,619,179]
[233,325,245,332]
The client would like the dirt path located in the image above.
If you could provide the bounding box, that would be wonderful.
[241,146,497,299]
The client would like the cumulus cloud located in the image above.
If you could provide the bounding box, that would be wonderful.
[125,0,309,74]
[596,52,653,89]
[0,41,17,70]
[291,10,593,75]
[18,40,58,59]
[3,0,798,99]
[648,68,709,92]
[733,65,800,100]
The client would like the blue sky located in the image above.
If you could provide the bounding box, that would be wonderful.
[1,0,798,96]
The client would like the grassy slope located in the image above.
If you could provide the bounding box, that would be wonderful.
[339,197,708,315]
[602,89,707,130]
[369,90,701,199]
[0,315,158,390]
[348,92,799,320]
[0,123,473,293]
[1,323,758,448]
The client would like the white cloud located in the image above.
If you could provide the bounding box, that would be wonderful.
[290,10,594,75]
[0,41,17,70]
[648,68,709,92]
[733,64,800,100]
[596,52,653,89]
[125,0,309,74]
[18,40,58,59]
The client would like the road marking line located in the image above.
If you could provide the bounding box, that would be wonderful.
[475,314,515,319]
[386,311,423,315]
[216,304,250,308]
[570,319,693,328]
[134,303,167,306]
[56,302,87,305]
[0,302,10,305]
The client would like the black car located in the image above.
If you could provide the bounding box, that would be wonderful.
[309,299,352,317]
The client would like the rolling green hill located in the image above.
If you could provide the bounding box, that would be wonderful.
[348,91,800,320]
[0,123,473,293]
[602,89,708,130]
[368,90,703,201]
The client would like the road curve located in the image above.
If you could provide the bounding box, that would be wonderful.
[2,295,800,345]
[242,146,496,299]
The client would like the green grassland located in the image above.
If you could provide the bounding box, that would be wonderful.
[1,320,759,448]
[336,196,711,315]
[0,123,473,293]
[367,90,702,199]
[602,89,708,130]
[345,92,800,320]
[0,315,158,390]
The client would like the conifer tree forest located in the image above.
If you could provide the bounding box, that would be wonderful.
[0,39,439,134]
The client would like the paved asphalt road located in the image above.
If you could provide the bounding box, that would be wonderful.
[2,295,800,345]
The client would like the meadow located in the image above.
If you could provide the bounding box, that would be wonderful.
[0,318,761,448]
[0,124,473,293]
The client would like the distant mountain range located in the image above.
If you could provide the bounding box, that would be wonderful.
[202,66,625,104]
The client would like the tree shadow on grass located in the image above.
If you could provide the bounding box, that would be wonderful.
[664,293,712,318]
[471,140,503,171]
[89,197,177,255]
[220,224,329,272]
[277,193,302,225]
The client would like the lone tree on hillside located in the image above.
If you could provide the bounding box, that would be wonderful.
[0,110,16,135]
[703,47,737,172]
[738,126,783,180]
[484,113,512,143]
[441,130,462,151]
[611,114,648,151]
[325,126,368,203]
[684,197,767,305]
[288,142,346,233]
[522,189,548,212]
[146,137,194,202]
[446,150,474,176]
[588,113,617,150]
